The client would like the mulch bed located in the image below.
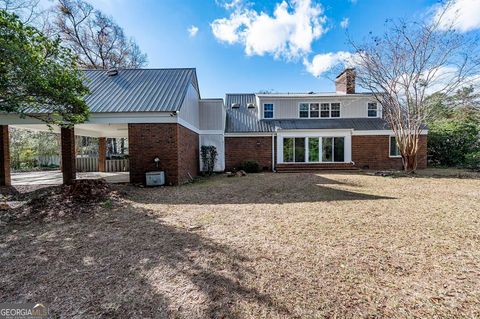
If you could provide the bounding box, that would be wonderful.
[0,179,122,224]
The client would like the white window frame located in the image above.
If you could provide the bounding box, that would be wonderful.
[367,102,379,118]
[320,103,331,118]
[330,102,341,118]
[278,131,351,164]
[389,135,402,158]
[263,103,274,119]
[298,102,341,119]
[298,103,309,118]
[282,137,307,163]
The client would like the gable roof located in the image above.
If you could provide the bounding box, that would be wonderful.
[83,68,199,113]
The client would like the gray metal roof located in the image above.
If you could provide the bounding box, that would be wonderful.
[269,118,392,130]
[225,94,395,133]
[83,68,199,113]
[225,94,276,133]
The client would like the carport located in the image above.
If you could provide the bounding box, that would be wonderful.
[0,119,129,186]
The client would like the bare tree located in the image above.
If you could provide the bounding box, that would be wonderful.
[349,3,480,172]
[1,0,42,24]
[52,0,147,69]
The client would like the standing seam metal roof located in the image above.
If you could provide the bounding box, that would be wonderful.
[83,68,199,113]
[225,94,275,133]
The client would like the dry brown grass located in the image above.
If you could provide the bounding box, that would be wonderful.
[1,170,479,318]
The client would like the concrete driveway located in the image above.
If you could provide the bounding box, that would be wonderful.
[11,170,129,185]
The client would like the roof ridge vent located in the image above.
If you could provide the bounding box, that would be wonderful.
[107,67,118,76]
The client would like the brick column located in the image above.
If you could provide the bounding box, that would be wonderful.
[98,137,106,172]
[0,125,11,186]
[61,127,76,185]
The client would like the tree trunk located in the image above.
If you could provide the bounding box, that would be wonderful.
[402,153,418,172]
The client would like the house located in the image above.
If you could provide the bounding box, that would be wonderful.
[0,68,427,187]
[224,69,428,172]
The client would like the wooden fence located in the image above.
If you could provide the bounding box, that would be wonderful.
[76,157,129,172]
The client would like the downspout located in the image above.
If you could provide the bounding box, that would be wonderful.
[272,127,278,172]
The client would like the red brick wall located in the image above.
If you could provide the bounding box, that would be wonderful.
[177,125,199,184]
[352,135,427,170]
[225,136,274,171]
[128,123,198,185]
[60,127,76,185]
[0,125,11,186]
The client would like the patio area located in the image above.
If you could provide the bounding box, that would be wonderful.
[11,170,129,185]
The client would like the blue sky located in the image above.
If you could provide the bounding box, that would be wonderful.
[71,0,477,98]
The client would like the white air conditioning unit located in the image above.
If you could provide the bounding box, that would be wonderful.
[146,171,165,186]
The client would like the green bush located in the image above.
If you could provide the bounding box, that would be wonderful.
[464,152,480,171]
[240,160,261,173]
[428,118,479,167]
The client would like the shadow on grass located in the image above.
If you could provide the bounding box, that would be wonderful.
[129,172,394,205]
[0,201,291,318]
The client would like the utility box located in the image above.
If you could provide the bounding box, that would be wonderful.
[145,171,165,186]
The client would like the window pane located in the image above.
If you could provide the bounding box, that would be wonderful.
[264,104,274,119]
[322,137,333,162]
[334,137,345,162]
[390,136,400,156]
[299,103,309,118]
[368,103,377,117]
[321,103,330,117]
[295,138,305,162]
[283,138,294,162]
[308,138,319,162]
[331,103,340,117]
[310,103,319,118]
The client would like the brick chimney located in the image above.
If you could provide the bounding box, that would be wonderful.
[335,68,356,94]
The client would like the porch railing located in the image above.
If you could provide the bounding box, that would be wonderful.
[76,157,129,172]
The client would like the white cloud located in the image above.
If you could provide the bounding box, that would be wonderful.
[187,25,199,37]
[340,17,349,29]
[303,51,356,77]
[211,0,327,60]
[434,0,480,32]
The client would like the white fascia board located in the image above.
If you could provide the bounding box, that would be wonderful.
[225,132,274,137]
[353,129,429,135]
[0,112,176,125]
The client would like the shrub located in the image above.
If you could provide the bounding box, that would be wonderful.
[428,118,479,167]
[200,145,218,175]
[241,160,261,173]
[464,152,480,171]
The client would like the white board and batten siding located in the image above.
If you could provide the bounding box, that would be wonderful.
[198,99,226,172]
[177,83,200,129]
[257,95,380,119]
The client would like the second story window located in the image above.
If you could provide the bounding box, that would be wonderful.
[368,102,378,117]
[264,103,274,119]
[310,103,319,118]
[299,103,309,118]
[331,103,340,117]
[320,103,330,117]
